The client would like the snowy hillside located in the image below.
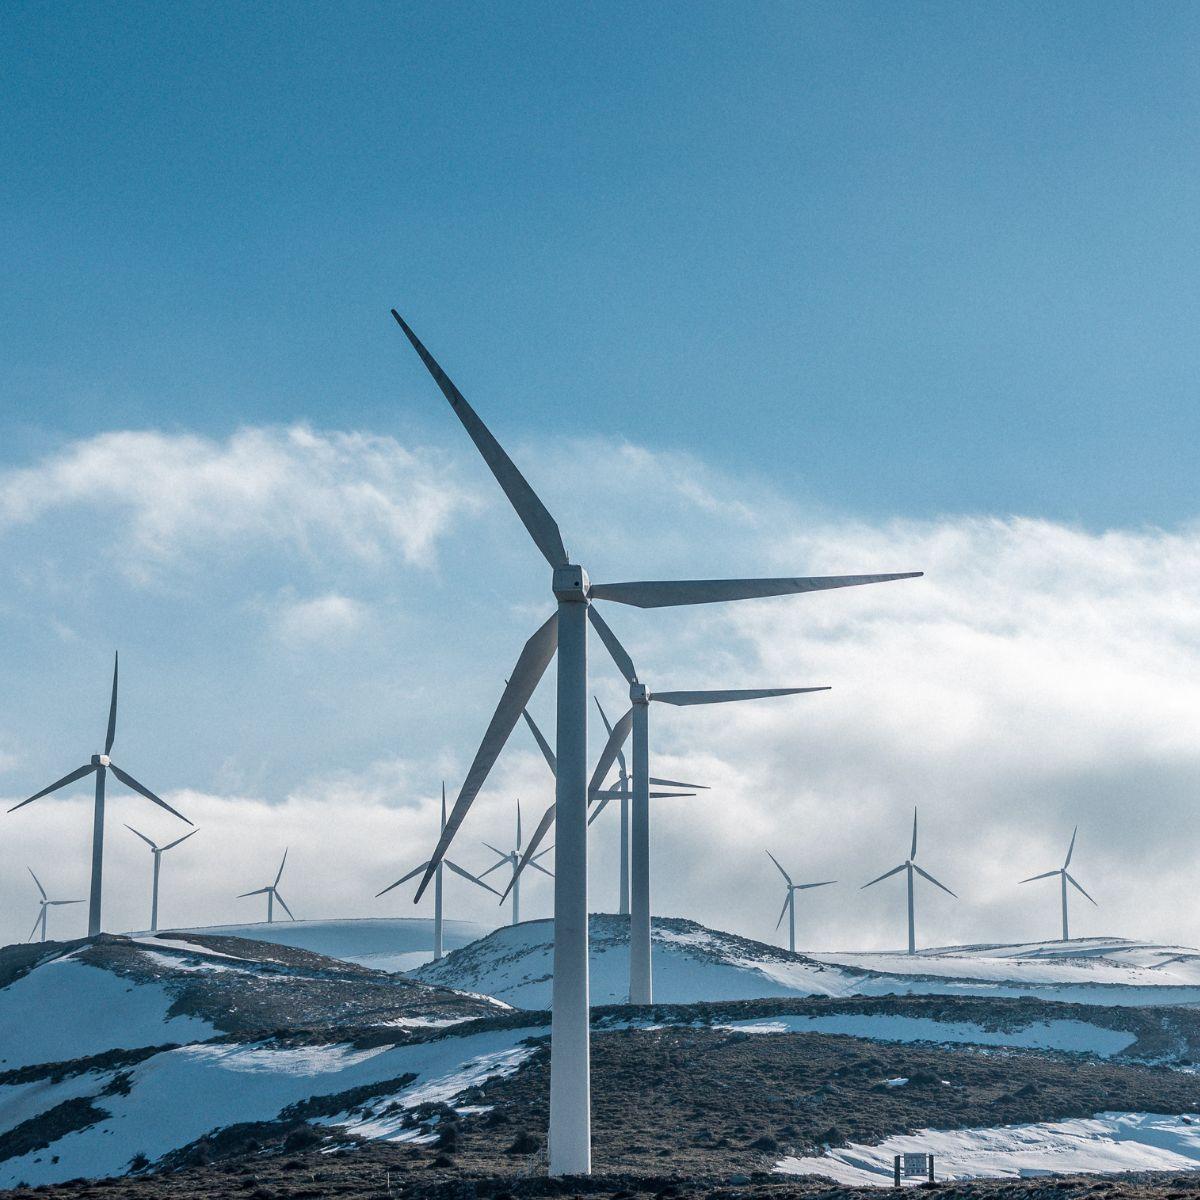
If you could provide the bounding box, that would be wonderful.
[414,916,1200,1008]
[165,916,490,973]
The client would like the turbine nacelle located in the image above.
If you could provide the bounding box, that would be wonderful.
[94,754,111,767]
[630,681,650,705]
[552,564,590,601]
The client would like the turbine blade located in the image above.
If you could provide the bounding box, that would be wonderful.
[527,858,554,879]
[516,798,522,848]
[533,845,553,860]
[375,861,431,898]
[587,606,637,685]
[274,847,288,887]
[520,706,557,777]
[594,697,627,774]
[796,880,837,890]
[912,863,957,898]
[443,858,502,896]
[104,650,119,755]
[589,573,923,609]
[124,823,158,850]
[648,791,695,799]
[911,807,918,860]
[161,828,199,852]
[1066,872,1098,905]
[861,863,907,889]
[648,776,708,790]
[587,794,612,826]
[27,912,42,942]
[766,850,793,886]
[49,899,84,905]
[1064,825,1078,868]
[775,893,790,931]
[391,311,568,568]
[27,867,46,901]
[238,888,270,898]
[653,686,829,706]
[477,857,510,880]
[108,765,193,824]
[10,763,98,811]
[501,802,555,902]
[587,706,634,799]
[415,612,558,902]
[481,841,508,860]
[1019,870,1060,884]
[274,891,296,920]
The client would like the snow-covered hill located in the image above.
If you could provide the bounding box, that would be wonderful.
[165,916,490,973]
[414,916,1200,1008]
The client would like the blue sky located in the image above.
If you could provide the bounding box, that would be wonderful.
[2,5,1200,948]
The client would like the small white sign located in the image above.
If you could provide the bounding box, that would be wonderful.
[902,1153,930,1177]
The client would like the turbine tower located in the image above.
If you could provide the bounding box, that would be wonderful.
[391,310,921,1175]
[509,613,827,1005]
[26,869,83,942]
[1019,826,1096,941]
[238,849,295,923]
[10,652,192,937]
[520,702,699,914]
[377,784,500,960]
[861,807,957,955]
[125,824,198,933]
[766,851,835,953]
[478,799,553,925]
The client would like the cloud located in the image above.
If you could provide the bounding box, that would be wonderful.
[0,425,481,582]
[272,593,369,646]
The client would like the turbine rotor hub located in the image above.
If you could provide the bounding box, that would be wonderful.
[552,564,590,602]
[93,754,111,767]
[630,681,650,704]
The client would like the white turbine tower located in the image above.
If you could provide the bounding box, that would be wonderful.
[10,652,193,937]
[861,807,957,955]
[1020,826,1096,942]
[520,702,699,914]
[478,799,553,925]
[377,784,500,960]
[238,849,295,923]
[766,851,835,953]
[125,824,198,933]
[26,869,83,943]
[509,614,828,1005]
[391,310,921,1175]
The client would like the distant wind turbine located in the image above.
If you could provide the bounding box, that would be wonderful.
[26,869,83,943]
[519,701,698,914]
[238,849,295,923]
[376,783,500,960]
[1020,826,1096,942]
[10,652,192,937]
[479,799,552,925]
[766,851,835,953]
[391,309,921,1175]
[861,808,957,955]
[509,610,828,1005]
[125,824,198,933]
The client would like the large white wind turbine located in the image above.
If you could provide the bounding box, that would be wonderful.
[376,784,500,960]
[390,310,921,1175]
[1019,826,1096,942]
[125,824,198,933]
[238,849,295,923]
[26,869,83,943]
[861,808,957,955]
[520,702,698,914]
[478,799,552,925]
[509,612,827,1005]
[10,653,193,937]
[766,851,835,953]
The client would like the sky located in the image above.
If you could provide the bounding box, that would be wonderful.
[1,3,1199,952]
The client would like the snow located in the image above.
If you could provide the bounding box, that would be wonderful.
[0,1025,543,1187]
[0,954,216,1070]
[167,917,490,971]
[777,1112,1200,1184]
[715,1014,1137,1057]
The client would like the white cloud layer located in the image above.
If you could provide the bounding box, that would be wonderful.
[2,426,1199,957]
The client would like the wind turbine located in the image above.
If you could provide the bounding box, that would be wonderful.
[26,869,83,943]
[861,807,957,955]
[238,849,295,923]
[125,824,198,933]
[478,799,552,925]
[766,851,835,953]
[1020,826,1096,942]
[390,309,921,1175]
[508,612,827,1005]
[376,783,501,960]
[10,652,192,937]
[520,701,699,914]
